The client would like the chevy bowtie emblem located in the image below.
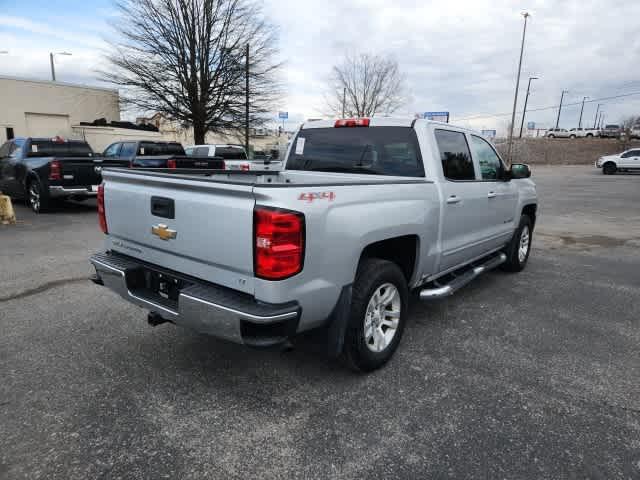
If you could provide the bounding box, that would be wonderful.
[151,224,177,241]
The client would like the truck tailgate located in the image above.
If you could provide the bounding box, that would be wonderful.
[102,169,256,294]
[57,157,103,187]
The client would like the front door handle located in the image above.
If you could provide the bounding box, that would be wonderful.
[487,191,497,198]
[446,195,461,204]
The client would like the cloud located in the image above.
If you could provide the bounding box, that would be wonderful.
[2,1,640,132]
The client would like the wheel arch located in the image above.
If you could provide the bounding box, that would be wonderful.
[357,235,420,284]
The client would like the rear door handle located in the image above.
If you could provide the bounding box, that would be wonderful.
[487,191,497,198]
[446,195,461,204]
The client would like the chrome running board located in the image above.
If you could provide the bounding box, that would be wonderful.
[419,253,507,300]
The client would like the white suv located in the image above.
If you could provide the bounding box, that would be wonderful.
[568,128,600,138]
[546,128,570,138]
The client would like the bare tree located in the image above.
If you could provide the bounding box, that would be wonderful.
[101,0,281,144]
[326,53,406,118]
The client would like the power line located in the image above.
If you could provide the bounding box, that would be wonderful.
[454,90,640,122]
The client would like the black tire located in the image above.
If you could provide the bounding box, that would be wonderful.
[569,134,576,139]
[547,134,555,138]
[343,259,409,372]
[26,177,50,213]
[501,215,533,272]
[586,133,593,138]
[602,162,617,175]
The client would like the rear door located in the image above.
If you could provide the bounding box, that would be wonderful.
[434,129,496,272]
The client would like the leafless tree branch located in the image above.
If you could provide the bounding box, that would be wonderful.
[325,53,407,118]
[100,0,282,144]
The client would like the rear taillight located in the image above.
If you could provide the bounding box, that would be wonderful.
[241,163,250,171]
[49,160,62,180]
[334,118,370,128]
[254,207,304,280]
[97,184,108,234]
[167,159,177,169]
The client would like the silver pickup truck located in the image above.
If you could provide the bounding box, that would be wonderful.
[90,117,537,371]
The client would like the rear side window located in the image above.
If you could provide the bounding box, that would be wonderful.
[215,147,247,160]
[286,127,424,177]
[194,146,211,157]
[434,129,475,180]
[27,140,93,158]
[119,143,137,157]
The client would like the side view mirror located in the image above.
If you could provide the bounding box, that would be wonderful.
[510,163,531,179]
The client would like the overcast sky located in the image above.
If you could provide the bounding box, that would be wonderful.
[1,0,639,133]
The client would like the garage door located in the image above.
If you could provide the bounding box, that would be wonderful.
[25,113,71,138]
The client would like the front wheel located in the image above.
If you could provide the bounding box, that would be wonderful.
[343,259,408,372]
[501,215,533,272]
[547,134,555,138]
[602,162,617,175]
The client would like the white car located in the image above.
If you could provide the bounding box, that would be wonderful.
[596,148,640,174]
[568,128,600,138]
[185,144,282,171]
[546,128,571,138]
[630,125,640,140]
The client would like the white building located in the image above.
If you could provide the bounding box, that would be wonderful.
[0,76,120,143]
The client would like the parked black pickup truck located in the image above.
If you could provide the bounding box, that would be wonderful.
[0,136,108,213]
[101,140,224,169]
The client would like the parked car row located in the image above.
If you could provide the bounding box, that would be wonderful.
[545,124,640,140]
[0,136,282,213]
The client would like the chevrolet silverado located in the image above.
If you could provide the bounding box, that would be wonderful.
[90,117,537,371]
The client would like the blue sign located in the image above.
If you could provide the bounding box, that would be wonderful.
[527,121,535,130]
[278,111,288,119]
[481,129,497,138]
[423,111,450,123]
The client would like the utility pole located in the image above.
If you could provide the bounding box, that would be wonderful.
[577,96,588,129]
[507,11,530,162]
[49,51,72,82]
[341,87,346,118]
[555,90,568,129]
[244,43,249,156]
[50,53,56,81]
[519,76,538,138]
[593,103,602,129]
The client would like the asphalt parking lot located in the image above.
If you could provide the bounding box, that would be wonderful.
[1,165,639,479]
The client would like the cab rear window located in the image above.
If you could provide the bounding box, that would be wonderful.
[286,127,424,177]
[27,141,93,157]
[138,143,185,156]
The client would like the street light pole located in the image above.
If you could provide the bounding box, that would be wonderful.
[593,103,602,129]
[578,96,588,129]
[49,51,72,81]
[555,90,568,129]
[519,76,538,138]
[244,43,249,156]
[507,11,530,163]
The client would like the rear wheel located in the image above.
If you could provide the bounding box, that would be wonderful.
[343,259,408,372]
[570,134,576,139]
[26,178,50,213]
[602,162,617,175]
[586,133,593,138]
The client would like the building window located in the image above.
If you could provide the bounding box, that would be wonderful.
[6,127,14,140]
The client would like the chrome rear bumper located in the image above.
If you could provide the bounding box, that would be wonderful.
[49,186,97,198]
[90,252,300,346]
